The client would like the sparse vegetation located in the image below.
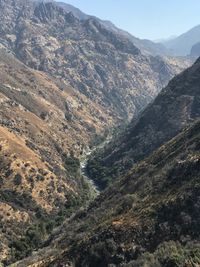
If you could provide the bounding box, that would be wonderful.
[46,120,200,267]
[13,174,22,186]
[0,0,196,266]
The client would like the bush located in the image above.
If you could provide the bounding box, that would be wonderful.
[13,174,22,186]
[9,222,47,261]
[62,153,80,175]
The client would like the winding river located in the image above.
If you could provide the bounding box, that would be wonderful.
[80,134,113,199]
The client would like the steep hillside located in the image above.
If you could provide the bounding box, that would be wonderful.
[56,1,169,56]
[190,42,200,58]
[0,0,192,263]
[163,25,200,56]
[87,57,200,188]
[0,0,190,121]
[0,49,111,262]
[56,1,90,20]
[10,119,200,267]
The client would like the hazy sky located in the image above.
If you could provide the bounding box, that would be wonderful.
[58,0,200,40]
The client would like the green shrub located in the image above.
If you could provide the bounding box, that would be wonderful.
[62,153,80,175]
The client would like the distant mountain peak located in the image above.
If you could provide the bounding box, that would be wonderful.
[162,24,200,56]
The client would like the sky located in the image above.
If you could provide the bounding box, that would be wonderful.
[58,0,200,41]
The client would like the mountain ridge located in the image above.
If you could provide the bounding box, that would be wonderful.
[55,0,170,56]
[10,117,200,267]
[163,24,200,56]
[87,56,200,189]
[0,0,193,264]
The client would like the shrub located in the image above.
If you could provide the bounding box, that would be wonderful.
[13,174,22,186]
[62,153,80,175]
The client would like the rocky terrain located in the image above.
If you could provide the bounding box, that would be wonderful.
[87,57,200,189]
[10,105,200,266]
[54,1,170,56]
[53,118,200,267]
[0,0,193,264]
[0,49,107,263]
[0,0,191,120]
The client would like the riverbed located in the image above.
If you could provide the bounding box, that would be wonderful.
[79,134,113,199]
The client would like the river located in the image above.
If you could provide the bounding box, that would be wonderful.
[79,134,113,199]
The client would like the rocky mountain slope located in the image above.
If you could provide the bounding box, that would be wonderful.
[56,1,90,20]
[0,49,108,263]
[56,1,169,56]
[190,42,200,58]
[87,57,200,189]
[0,0,192,264]
[10,118,200,267]
[4,51,200,267]
[0,0,190,121]
[163,24,200,56]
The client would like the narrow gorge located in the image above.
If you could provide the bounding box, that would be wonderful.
[0,1,199,266]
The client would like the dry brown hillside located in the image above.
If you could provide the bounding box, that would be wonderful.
[0,50,114,262]
[0,0,192,264]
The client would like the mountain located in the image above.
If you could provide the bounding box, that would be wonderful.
[87,57,200,189]
[11,114,200,266]
[9,54,200,267]
[163,25,200,56]
[154,35,177,43]
[0,0,192,263]
[0,0,189,122]
[56,1,170,56]
[57,119,200,267]
[190,42,200,57]
[0,49,104,263]
[55,1,90,20]
[105,28,169,56]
